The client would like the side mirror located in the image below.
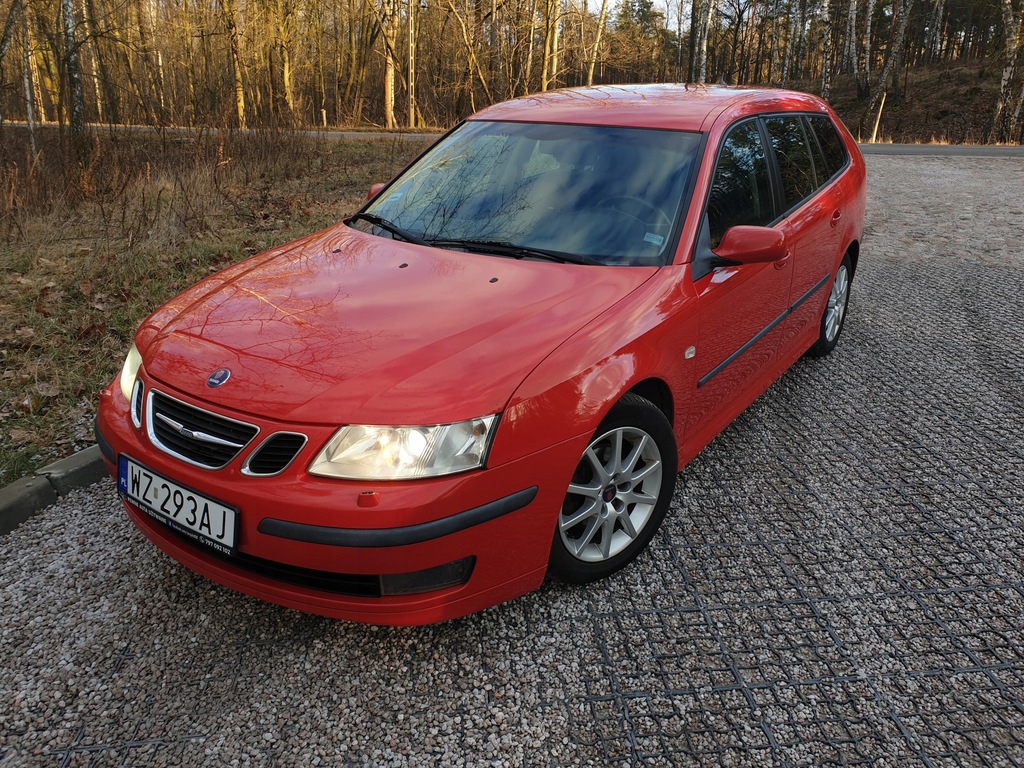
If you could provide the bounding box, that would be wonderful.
[367,182,386,201]
[713,226,787,265]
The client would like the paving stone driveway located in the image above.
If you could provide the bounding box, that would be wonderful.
[1,154,1023,767]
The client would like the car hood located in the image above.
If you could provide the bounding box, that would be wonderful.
[141,224,655,425]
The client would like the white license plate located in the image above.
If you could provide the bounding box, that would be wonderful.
[119,456,237,555]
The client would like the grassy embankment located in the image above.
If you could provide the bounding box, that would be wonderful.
[0,128,430,482]
[822,62,1003,144]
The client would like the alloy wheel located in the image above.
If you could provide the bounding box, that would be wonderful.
[824,265,850,342]
[559,426,664,563]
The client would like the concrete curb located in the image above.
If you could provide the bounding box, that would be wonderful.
[0,445,107,535]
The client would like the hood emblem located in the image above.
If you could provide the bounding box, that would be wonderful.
[207,368,231,388]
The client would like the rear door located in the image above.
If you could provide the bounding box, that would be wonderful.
[763,115,846,351]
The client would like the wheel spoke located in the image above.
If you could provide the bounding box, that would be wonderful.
[620,434,649,476]
[618,510,638,539]
[573,515,602,555]
[567,480,602,499]
[627,458,661,485]
[610,430,625,475]
[623,489,658,507]
[560,497,601,530]
[583,447,611,485]
[598,517,615,559]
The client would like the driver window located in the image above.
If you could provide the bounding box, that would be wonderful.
[707,121,773,248]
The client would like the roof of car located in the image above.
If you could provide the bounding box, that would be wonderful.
[469,84,830,132]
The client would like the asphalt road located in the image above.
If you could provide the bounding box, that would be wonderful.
[8,119,1024,156]
[858,143,1024,157]
[2,154,1023,766]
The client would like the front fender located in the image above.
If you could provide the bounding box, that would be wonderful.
[488,266,701,468]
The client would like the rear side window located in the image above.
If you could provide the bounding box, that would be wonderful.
[764,116,816,210]
[706,120,774,248]
[808,115,849,181]
[805,117,830,188]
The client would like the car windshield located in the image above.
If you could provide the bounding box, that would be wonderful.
[352,120,702,266]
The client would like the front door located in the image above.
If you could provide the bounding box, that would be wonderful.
[684,119,793,448]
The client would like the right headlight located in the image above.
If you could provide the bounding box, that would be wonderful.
[118,343,143,402]
[308,416,498,480]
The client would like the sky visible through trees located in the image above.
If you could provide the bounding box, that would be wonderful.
[0,0,1022,143]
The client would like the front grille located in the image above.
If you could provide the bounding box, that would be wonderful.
[243,433,307,476]
[149,391,259,469]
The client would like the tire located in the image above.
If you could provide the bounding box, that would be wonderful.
[548,393,677,584]
[807,253,853,358]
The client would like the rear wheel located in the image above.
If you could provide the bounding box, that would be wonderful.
[548,394,677,584]
[807,253,853,358]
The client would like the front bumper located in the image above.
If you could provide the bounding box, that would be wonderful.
[96,375,584,625]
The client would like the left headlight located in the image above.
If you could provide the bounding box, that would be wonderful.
[308,416,498,480]
[118,343,143,402]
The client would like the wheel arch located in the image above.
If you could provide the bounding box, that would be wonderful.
[846,239,860,278]
[627,378,674,427]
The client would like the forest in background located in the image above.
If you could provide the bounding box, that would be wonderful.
[1,0,1023,150]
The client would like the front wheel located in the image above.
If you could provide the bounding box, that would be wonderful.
[548,394,677,584]
[807,253,853,358]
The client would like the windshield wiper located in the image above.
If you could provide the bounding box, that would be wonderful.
[426,238,593,265]
[349,213,428,246]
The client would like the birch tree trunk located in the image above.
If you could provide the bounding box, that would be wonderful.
[821,0,833,99]
[61,0,87,156]
[858,0,874,96]
[691,0,713,83]
[276,0,297,117]
[843,0,858,73]
[991,0,1022,141]
[0,0,18,68]
[524,0,538,92]
[1011,77,1024,140]
[586,0,608,86]
[929,0,946,61]
[82,0,117,124]
[868,0,912,114]
[541,0,558,91]
[21,1,38,152]
[408,0,417,127]
[134,0,165,123]
[379,0,399,129]
[781,4,799,86]
[221,0,247,129]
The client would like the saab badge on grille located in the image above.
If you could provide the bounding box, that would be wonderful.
[207,368,231,388]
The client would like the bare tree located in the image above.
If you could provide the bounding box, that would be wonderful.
[586,0,608,85]
[61,0,87,156]
[821,0,833,99]
[992,0,1023,140]
[220,0,246,128]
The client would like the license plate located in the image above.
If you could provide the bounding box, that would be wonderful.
[118,456,238,555]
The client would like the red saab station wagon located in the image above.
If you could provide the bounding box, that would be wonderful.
[96,85,866,625]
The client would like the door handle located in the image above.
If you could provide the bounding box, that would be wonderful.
[830,209,842,228]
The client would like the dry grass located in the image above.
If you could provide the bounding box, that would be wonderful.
[0,127,430,482]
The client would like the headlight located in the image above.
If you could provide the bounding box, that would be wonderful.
[118,344,143,402]
[308,416,498,480]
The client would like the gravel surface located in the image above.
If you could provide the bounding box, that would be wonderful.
[2,155,1024,767]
